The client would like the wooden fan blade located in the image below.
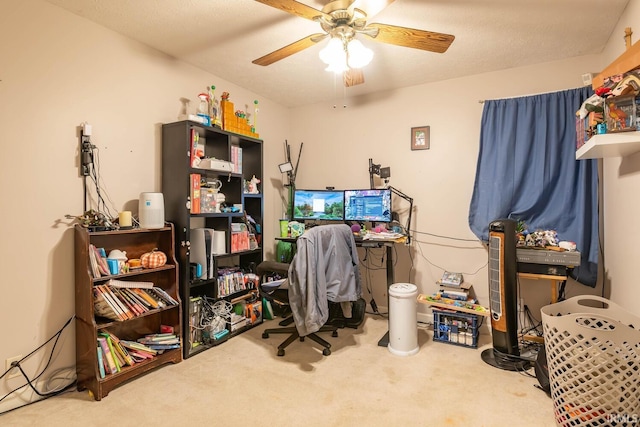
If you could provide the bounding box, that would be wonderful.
[344,68,365,87]
[350,0,395,19]
[255,0,330,21]
[365,22,454,53]
[252,33,327,66]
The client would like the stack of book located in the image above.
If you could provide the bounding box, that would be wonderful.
[435,272,476,304]
[96,331,137,378]
[93,280,179,322]
[231,145,243,174]
[88,244,110,278]
[136,333,181,352]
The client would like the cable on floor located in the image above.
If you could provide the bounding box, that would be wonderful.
[0,316,77,415]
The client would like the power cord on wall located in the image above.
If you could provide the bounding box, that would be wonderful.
[0,316,77,415]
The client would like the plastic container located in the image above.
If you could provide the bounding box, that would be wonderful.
[432,308,479,348]
[541,296,640,426]
[388,283,419,356]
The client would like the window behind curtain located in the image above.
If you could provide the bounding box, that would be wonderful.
[468,87,598,287]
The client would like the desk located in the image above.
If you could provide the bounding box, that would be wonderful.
[517,270,568,344]
[517,272,567,305]
[356,238,398,347]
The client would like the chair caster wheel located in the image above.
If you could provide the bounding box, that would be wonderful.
[262,332,269,339]
[277,349,285,357]
[299,337,305,342]
[323,348,331,356]
[332,331,338,337]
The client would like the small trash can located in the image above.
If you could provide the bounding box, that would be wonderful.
[388,283,419,356]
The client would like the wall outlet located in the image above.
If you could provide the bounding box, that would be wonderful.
[5,355,22,379]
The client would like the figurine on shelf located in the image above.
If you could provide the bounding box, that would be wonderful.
[245,175,261,194]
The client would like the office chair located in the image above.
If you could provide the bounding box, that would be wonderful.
[259,224,365,357]
[257,260,293,326]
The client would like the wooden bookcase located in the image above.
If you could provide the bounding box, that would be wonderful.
[162,120,264,359]
[74,224,182,400]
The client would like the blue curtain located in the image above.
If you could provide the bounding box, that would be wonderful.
[468,87,599,287]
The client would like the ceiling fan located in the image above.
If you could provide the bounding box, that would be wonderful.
[252,0,455,87]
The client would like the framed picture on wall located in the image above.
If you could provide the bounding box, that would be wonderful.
[411,126,430,150]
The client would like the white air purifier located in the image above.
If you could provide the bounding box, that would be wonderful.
[139,192,165,229]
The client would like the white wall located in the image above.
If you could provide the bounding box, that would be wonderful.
[0,0,289,411]
[599,0,640,308]
[2,0,638,412]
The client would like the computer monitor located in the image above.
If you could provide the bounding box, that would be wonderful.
[344,189,392,223]
[292,189,345,221]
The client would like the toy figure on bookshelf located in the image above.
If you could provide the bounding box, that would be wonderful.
[244,175,261,194]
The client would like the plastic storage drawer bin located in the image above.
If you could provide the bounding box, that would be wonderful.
[433,308,479,348]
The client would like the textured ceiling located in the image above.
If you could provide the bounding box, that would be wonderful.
[44,0,629,108]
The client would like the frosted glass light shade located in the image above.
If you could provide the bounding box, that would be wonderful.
[319,36,373,74]
[319,38,345,65]
[347,39,373,69]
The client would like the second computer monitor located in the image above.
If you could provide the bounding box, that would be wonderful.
[344,189,392,223]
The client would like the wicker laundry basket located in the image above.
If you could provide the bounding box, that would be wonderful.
[541,296,640,426]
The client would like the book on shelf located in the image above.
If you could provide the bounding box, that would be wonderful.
[231,145,243,174]
[96,345,106,379]
[121,287,150,313]
[111,288,138,316]
[105,334,121,372]
[93,282,177,321]
[440,271,464,287]
[437,289,469,301]
[189,296,203,349]
[137,333,179,346]
[101,331,135,367]
[101,285,134,320]
[97,337,117,374]
[89,244,101,278]
[93,286,122,321]
[190,128,203,167]
[120,340,158,356]
[148,287,179,306]
[114,287,145,316]
[93,246,110,276]
[144,343,180,351]
[107,279,154,289]
[131,288,160,309]
[190,173,201,214]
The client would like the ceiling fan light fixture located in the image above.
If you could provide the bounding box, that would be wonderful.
[319,36,372,75]
[319,37,344,65]
[346,39,373,69]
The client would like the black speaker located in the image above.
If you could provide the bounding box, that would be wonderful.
[487,219,519,356]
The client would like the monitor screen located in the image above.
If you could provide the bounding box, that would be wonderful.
[344,189,392,223]
[292,189,345,221]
